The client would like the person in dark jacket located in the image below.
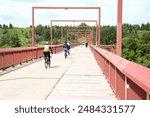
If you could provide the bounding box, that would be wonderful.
[63,41,69,58]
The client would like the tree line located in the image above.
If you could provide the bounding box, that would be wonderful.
[0,23,149,67]
[122,23,150,68]
[101,23,150,68]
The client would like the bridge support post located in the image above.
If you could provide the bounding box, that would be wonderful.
[97,7,101,47]
[116,0,123,56]
[61,27,63,43]
[32,7,34,46]
[50,20,53,45]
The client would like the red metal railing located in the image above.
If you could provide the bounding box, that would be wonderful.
[100,45,116,54]
[90,44,150,100]
[0,43,79,70]
[0,47,43,70]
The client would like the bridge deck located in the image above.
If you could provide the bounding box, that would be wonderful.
[0,46,116,100]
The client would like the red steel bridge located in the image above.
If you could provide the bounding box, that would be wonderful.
[0,0,150,100]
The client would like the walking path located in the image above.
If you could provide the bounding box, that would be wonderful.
[0,46,116,100]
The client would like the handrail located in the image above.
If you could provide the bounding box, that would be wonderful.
[0,43,79,70]
[90,44,150,100]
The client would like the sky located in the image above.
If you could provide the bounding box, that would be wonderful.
[0,0,150,27]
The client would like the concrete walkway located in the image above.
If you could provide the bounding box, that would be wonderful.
[0,46,116,100]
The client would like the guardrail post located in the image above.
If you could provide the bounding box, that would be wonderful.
[147,93,150,100]
[125,76,130,100]
[108,62,110,82]
[115,67,117,94]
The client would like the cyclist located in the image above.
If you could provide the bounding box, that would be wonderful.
[43,42,53,63]
[85,42,88,48]
[63,41,69,58]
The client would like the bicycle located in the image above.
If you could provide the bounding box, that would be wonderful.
[44,54,51,68]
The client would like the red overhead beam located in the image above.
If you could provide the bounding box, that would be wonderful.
[51,20,98,22]
[32,6,100,46]
[32,6,100,9]
[50,19,97,45]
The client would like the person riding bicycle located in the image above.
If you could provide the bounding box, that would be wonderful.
[63,41,69,58]
[43,42,53,62]
[85,42,88,48]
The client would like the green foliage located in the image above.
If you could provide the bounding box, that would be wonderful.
[101,26,116,45]
[0,26,32,47]
[79,23,88,27]
[0,30,20,47]
[2,24,8,29]
[35,24,43,36]
[141,23,150,30]
[43,29,50,41]
[122,24,150,68]
[142,32,150,42]
[0,23,149,68]
[77,37,87,44]
[3,28,8,34]
[9,23,13,29]
[53,38,60,45]
[10,33,20,47]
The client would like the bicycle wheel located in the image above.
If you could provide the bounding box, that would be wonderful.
[45,57,48,69]
[64,50,67,58]
[48,58,51,68]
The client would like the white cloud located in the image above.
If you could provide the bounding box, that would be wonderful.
[0,0,150,27]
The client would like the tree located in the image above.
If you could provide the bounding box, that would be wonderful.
[35,24,43,36]
[0,33,10,47]
[101,25,116,45]
[10,33,20,47]
[146,23,150,30]
[142,32,150,42]
[141,23,146,30]
[3,24,8,29]
[25,31,29,38]
[79,23,88,26]
[43,29,50,41]
[3,28,8,34]
[9,23,13,29]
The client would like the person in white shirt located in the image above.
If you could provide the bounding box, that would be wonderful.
[67,41,71,55]
[43,42,53,62]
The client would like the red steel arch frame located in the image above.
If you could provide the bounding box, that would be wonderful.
[61,26,94,38]
[61,26,95,44]
[50,20,97,45]
[32,0,122,56]
[32,6,101,46]
[60,25,95,43]
[66,30,93,44]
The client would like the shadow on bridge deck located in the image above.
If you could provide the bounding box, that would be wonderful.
[0,46,116,100]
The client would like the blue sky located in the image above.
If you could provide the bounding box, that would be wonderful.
[0,0,150,27]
